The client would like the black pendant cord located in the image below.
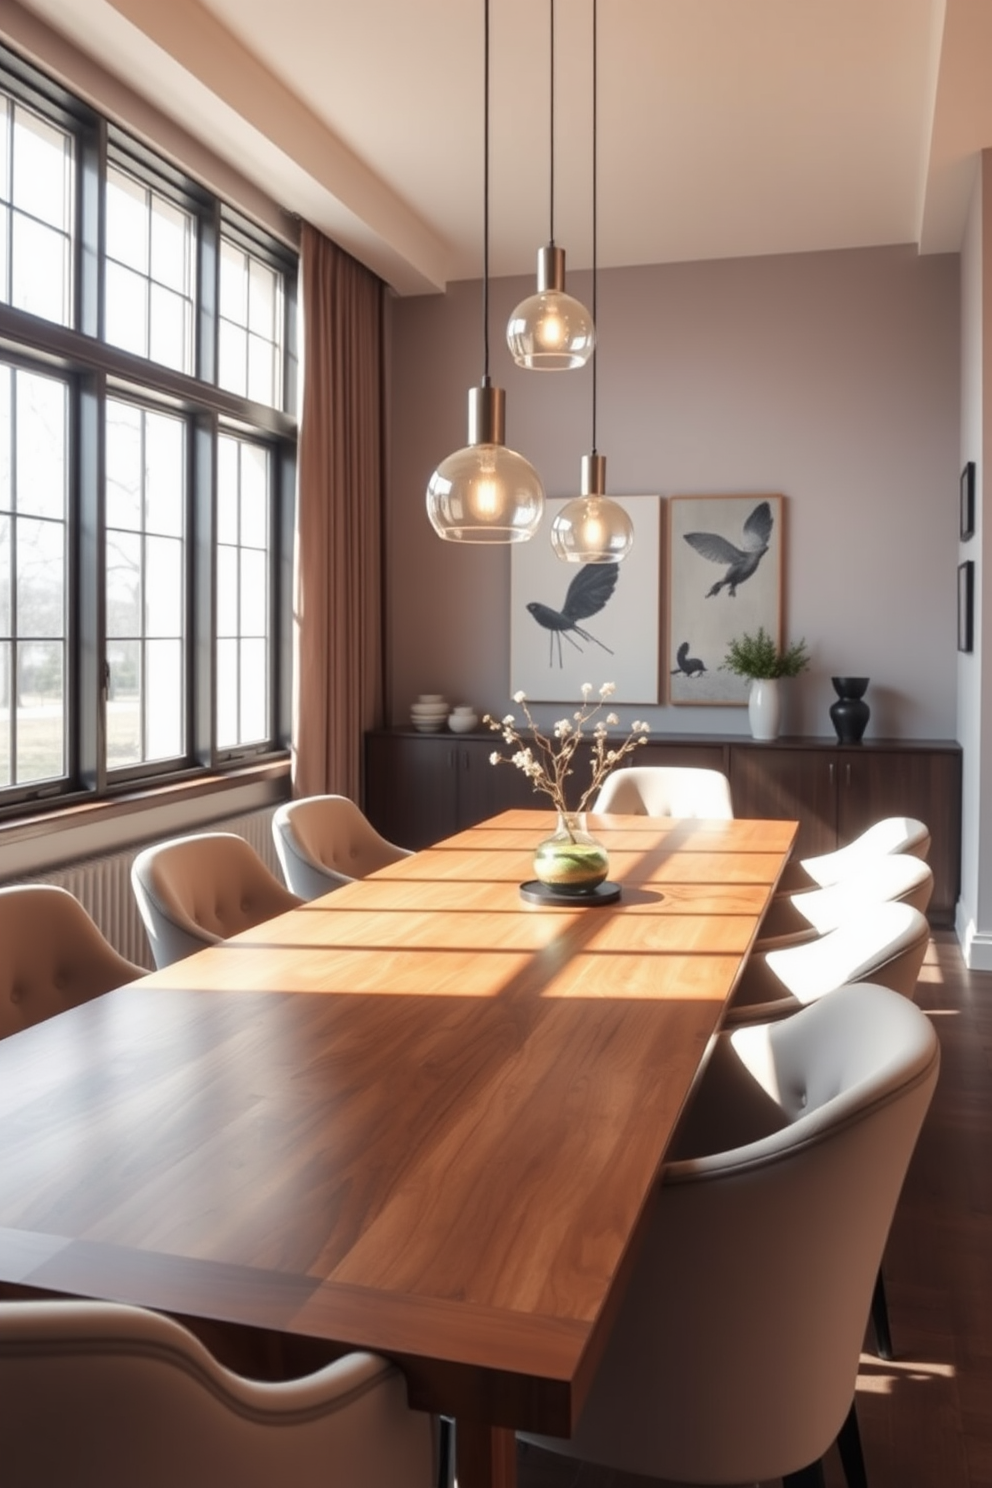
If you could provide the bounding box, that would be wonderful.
[591,0,598,455]
[549,0,556,246]
[482,0,491,387]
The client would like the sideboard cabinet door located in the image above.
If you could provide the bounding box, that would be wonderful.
[837,750,961,925]
[364,733,537,849]
[729,742,961,925]
[634,741,731,772]
[729,746,838,861]
[457,738,537,827]
[364,733,460,850]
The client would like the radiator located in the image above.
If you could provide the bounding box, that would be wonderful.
[21,807,281,970]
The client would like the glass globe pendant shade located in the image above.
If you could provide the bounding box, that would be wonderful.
[507,246,595,370]
[550,453,634,563]
[426,384,545,543]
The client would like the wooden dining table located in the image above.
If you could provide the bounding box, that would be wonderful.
[0,808,796,1487]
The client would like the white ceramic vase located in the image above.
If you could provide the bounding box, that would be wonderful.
[748,677,780,741]
[448,707,479,733]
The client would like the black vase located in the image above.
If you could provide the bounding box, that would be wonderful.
[830,677,870,744]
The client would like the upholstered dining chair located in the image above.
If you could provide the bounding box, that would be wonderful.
[755,853,934,952]
[727,900,930,1026]
[0,884,144,1040]
[131,832,302,968]
[0,1301,437,1488]
[593,765,734,818]
[521,983,940,1488]
[776,815,930,895]
[272,795,411,900]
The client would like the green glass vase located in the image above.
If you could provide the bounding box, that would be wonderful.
[533,812,609,891]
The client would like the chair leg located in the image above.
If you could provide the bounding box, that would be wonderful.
[871,1266,894,1360]
[783,1461,827,1488]
[837,1400,869,1488]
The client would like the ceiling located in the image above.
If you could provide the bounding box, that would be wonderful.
[9,0,992,295]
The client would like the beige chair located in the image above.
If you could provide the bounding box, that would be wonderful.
[0,884,144,1040]
[756,852,934,951]
[728,900,930,1025]
[593,765,734,818]
[522,983,940,1487]
[131,832,302,968]
[273,795,411,900]
[777,815,930,895]
[0,1300,436,1488]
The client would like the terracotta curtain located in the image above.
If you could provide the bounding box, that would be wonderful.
[293,224,385,800]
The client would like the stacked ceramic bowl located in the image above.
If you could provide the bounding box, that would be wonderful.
[409,694,449,732]
[448,705,479,733]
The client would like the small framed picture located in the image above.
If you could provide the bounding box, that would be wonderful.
[960,462,976,541]
[958,560,974,652]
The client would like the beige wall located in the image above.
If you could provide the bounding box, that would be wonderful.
[387,245,959,739]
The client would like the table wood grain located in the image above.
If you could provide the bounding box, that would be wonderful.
[0,809,796,1487]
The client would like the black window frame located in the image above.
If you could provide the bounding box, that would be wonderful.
[0,41,296,819]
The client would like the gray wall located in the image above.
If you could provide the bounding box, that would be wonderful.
[957,154,992,968]
[387,245,959,739]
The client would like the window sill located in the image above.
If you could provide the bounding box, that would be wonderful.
[0,758,291,879]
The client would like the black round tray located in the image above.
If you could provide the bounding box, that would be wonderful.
[519,880,621,908]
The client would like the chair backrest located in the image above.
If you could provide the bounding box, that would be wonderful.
[0,1300,436,1488]
[131,832,302,968]
[273,796,411,900]
[731,900,931,1023]
[525,984,939,1484]
[800,815,931,887]
[793,853,933,932]
[766,900,930,1003]
[757,853,934,950]
[0,884,144,1040]
[594,766,734,819]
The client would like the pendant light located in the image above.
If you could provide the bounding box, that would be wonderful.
[506,0,595,371]
[551,0,633,564]
[427,0,545,544]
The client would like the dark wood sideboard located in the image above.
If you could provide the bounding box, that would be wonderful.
[363,731,962,926]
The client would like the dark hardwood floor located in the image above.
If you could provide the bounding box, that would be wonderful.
[517,932,992,1488]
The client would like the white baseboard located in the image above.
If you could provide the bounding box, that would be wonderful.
[954,899,992,970]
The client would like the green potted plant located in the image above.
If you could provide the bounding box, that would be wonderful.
[722,627,810,740]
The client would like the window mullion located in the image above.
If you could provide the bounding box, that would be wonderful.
[138,410,147,766]
[198,197,219,388]
[283,267,298,418]
[7,368,16,779]
[276,441,294,747]
[191,410,216,766]
[78,116,104,340]
[3,98,12,305]
[77,369,105,793]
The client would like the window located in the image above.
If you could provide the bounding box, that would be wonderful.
[105,165,195,374]
[0,46,296,814]
[105,398,186,768]
[219,234,284,406]
[216,433,270,749]
[0,364,69,788]
[0,97,74,326]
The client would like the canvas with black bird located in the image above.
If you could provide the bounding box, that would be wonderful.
[668,493,782,707]
[527,563,619,668]
[683,499,773,597]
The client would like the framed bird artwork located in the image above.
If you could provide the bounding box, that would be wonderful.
[509,496,661,703]
[668,494,784,705]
